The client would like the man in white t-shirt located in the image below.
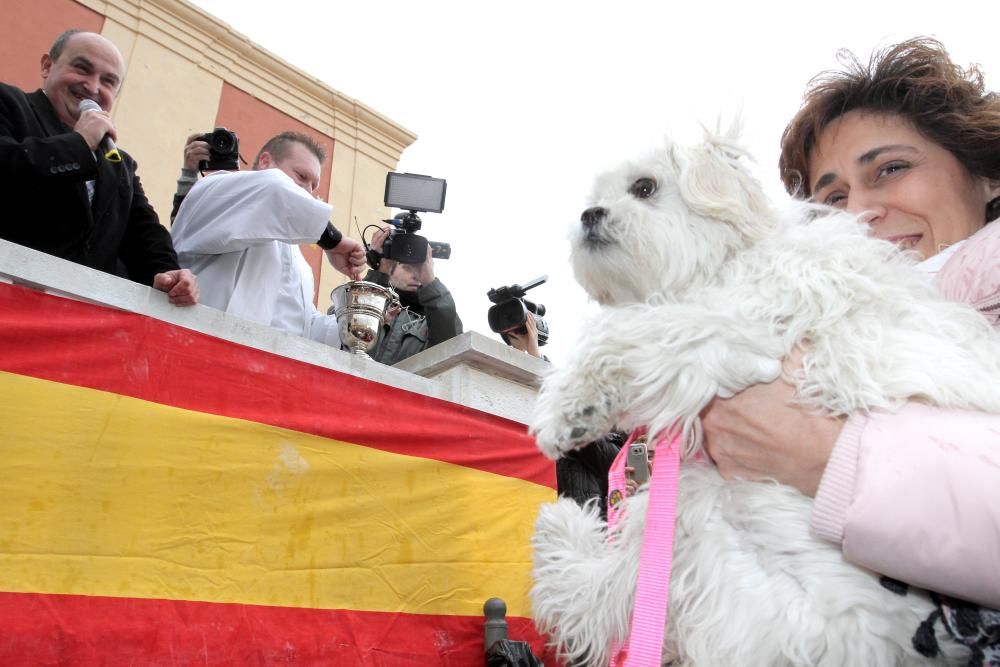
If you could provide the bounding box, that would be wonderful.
[170,131,365,345]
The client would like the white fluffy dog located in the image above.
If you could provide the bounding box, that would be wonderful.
[529,128,1000,666]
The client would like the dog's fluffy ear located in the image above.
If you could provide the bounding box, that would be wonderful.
[677,128,777,241]
[704,114,743,149]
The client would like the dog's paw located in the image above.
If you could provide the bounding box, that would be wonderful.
[529,350,627,458]
[531,393,619,459]
[531,499,625,667]
[715,353,782,398]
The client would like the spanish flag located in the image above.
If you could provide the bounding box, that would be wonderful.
[0,282,556,664]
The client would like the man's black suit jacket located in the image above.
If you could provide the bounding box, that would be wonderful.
[0,83,179,285]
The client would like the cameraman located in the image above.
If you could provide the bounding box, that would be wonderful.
[497,311,624,520]
[169,133,212,223]
[355,225,462,365]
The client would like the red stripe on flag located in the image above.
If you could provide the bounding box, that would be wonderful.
[0,592,558,666]
[0,283,554,488]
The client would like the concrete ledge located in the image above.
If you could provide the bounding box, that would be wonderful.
[394,333,549,422]
[394,332,550,387]
[0,240,546,423]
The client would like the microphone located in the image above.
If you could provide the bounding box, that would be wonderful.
[77,99,122,163]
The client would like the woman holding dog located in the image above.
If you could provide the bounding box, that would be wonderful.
[702,36,1000,625]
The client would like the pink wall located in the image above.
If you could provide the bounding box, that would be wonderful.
[1,0,105,92]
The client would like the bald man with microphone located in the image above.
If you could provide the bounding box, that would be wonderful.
[0,29,198,305]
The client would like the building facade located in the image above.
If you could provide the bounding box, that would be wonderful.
[2,0,416,311]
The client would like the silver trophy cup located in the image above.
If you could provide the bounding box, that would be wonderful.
[330,281,398,359]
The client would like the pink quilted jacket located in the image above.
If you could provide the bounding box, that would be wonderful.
[811,221,1000,608]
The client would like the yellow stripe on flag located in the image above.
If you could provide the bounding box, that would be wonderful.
[0,371,553,617]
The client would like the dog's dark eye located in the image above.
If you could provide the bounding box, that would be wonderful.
[629,177,657,199]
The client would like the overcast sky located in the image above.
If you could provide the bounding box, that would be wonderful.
[188,0,999,362]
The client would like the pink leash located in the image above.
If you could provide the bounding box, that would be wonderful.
[606,429,682,667]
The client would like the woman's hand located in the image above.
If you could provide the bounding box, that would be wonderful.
[701,364,845,497]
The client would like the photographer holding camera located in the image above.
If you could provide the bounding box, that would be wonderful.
[168,133,211,222]
[485,280,627,520]
[169,128,243,222]
[170,131,365,344]
[488,277,549,360]
[352,224,462,365]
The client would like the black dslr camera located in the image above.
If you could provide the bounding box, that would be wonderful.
[197,127,240,171]
[380,173,450,265]
[487,275,549,346]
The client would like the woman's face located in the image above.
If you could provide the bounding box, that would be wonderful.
[808,110,999,259]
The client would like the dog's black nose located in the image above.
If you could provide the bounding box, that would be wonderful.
[581,207,607,230]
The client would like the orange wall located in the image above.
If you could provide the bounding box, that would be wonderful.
[215,84,336,304]
[0,0,104,92]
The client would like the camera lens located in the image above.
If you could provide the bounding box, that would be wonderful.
[211,129,234,151]
[386,233,428,264]
[487,299,528,334]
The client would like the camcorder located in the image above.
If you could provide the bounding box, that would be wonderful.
[197,127,240,172]
[380,172,451,265]
[487,275,549,346]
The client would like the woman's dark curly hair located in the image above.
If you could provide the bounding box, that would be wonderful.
[779,37,1000,222]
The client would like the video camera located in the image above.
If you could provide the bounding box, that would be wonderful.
[197,127,240,172]
[380,172,451,265]
[487,275,549,346]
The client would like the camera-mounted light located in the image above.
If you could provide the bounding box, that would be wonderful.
[378,172,450,265]
[384,173,447,213]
